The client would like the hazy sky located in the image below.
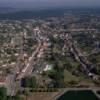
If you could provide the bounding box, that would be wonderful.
[0,0,100,8]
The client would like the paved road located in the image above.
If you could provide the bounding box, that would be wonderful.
[64,34,99,78]
[16,43,42,80]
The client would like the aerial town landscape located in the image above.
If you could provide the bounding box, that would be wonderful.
[0,9,100,100]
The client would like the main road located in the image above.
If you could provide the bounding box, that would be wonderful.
[16,43,42,80]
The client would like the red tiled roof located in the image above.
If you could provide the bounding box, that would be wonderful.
[0,76,7,83]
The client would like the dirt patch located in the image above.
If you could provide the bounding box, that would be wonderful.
[26,92,59,100]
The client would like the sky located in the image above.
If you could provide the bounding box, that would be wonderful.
[0,0,100,9]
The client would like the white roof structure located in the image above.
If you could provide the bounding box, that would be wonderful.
[43,64,53,71]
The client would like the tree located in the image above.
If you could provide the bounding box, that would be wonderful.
[22,76,37,88]
[0,87,7,100]
[13,95,21,100]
